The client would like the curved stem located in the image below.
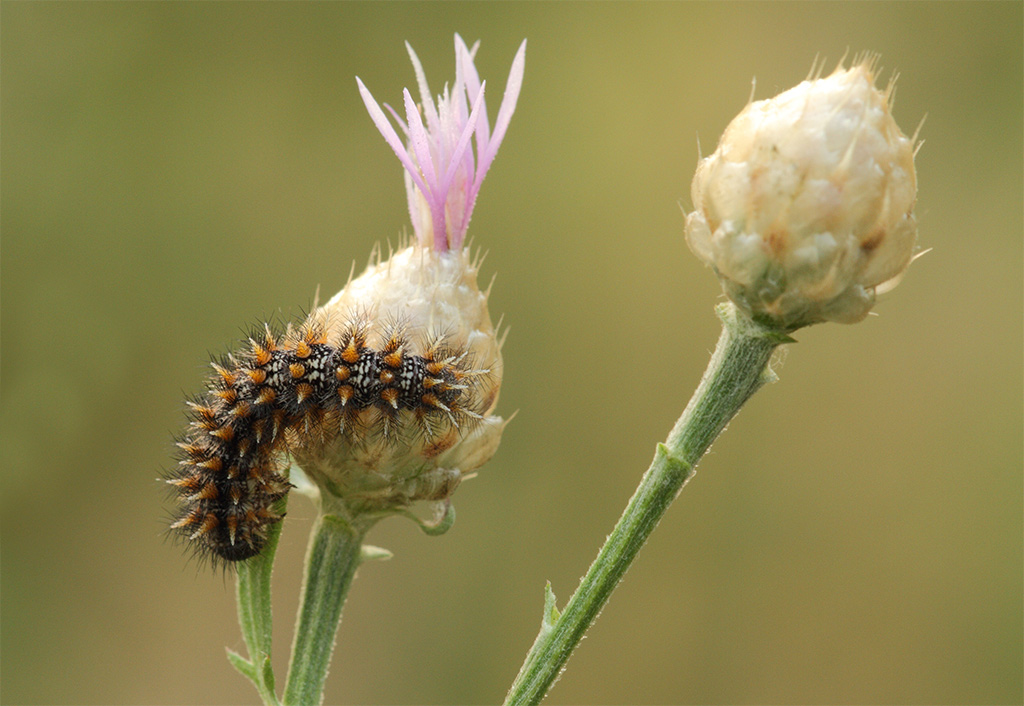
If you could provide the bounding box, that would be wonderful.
[504,303,789,705]
[282,511,366,706]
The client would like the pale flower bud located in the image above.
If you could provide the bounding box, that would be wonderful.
[291,245,505,518]
[685,58,919,329]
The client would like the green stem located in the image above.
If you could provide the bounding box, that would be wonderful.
[231,496,286,706]
[282,509,366,706]
[504,303,790,705]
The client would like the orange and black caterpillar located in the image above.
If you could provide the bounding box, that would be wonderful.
[167,317,481,565]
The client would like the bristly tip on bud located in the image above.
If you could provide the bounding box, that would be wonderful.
[685,55,920,330]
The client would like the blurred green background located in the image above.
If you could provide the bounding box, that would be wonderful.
[3,2,1021,704]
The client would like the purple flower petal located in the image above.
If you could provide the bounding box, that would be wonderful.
[456,34,489,156]
[406,41,441,137]
[358,37,525,251]
[479,40,526,187]
[442,82,486,248]
[357,77,428,199]
[402,88,446,249]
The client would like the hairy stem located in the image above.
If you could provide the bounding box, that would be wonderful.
[282,510,365,706]
[231,497,286,706]
[504,303,788,705]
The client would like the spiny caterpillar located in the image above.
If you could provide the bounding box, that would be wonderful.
[167,314,488,565]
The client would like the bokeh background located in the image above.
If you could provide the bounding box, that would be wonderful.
[3,2,1021,704]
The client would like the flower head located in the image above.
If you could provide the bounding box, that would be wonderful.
[685,57,919,329]
[358,35,526,251]
[285,37,524,528]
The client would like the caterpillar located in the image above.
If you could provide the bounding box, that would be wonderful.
[166,315,486,566]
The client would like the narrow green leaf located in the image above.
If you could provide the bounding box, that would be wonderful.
[542,582,560,628]
[261,654,277,694]
[227,648,257,682]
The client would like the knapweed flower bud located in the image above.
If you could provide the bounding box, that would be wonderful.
[166,36,523,564]
[685,57,919,329]
[289,35,525,523]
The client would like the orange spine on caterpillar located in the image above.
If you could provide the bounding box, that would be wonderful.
[166,315,489,565]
